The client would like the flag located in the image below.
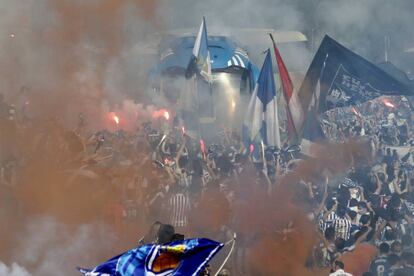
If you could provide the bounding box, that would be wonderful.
[243,50,281,148]
[300,76,327,157]
[78,238,223,276]
[300,104,326,157]
[269,33,298,141]
[185,17,212,83]
[296,35,413,131]
[248,62,260,92]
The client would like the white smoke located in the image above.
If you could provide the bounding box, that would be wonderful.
[156,0,414,71]
[5,217,117,276]
[0,262,31,276]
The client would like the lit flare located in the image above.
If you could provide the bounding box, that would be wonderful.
[152,109,170,120]
[383,99,395,108]
[109,112,120,125]
[164,111,170,120]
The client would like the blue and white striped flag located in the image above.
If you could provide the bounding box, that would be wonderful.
[243,50,281,148]
[185,17,212,83]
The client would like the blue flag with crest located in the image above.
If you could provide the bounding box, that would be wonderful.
[77,238,223,276]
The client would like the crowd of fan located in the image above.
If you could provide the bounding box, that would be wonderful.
[314,97,414,275]
[1,93,414,275]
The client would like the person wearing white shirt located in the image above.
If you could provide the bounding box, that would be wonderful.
[329,261,353,276]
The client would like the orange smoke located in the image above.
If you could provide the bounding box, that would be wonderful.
[234,140,370,275]
[0,4,374,274]
[0,0,164,131]
[0,0,164,266]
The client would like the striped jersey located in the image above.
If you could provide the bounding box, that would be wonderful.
[168,193,191,228]
[319,211,339,233]
[332,217,352,241]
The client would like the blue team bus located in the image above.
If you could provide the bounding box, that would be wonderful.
[148,29,308,140]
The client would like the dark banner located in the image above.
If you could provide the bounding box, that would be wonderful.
[297,35,413,115]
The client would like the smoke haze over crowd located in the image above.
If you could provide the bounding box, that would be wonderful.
[0,0,413,275]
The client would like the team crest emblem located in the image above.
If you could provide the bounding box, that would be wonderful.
[145,245,186,275]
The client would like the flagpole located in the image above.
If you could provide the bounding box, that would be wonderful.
[214,233,237,276]
[196,74,202,141]
[314,53,329,112]
[384,36,389,62]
